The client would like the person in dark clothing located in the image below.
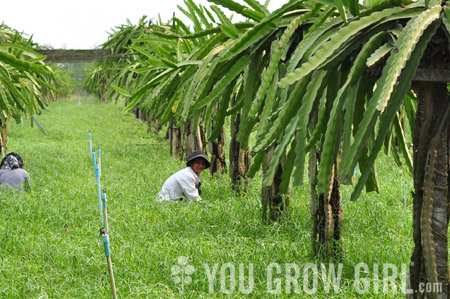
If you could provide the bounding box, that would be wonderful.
[0,152,31,191]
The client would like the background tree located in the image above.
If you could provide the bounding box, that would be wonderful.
[0,24,59,154]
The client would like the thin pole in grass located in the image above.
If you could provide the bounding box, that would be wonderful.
[92,148,102,224]
[90,133,117,299]
[89,130,93,153]
[101,188,117,299]
[403,181,408,207]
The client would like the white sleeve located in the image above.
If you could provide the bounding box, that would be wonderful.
[176,171,200,200]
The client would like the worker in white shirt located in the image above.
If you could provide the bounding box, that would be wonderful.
[157,150,210,202]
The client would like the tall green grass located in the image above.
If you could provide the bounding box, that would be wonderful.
[1,97,413,298]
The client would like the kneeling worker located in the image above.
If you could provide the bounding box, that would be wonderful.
[157,150,210,202]
[0,152,31,191]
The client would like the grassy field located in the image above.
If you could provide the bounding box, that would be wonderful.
[1,97,413,298]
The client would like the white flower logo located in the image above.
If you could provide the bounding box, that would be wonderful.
[171,256,195,293]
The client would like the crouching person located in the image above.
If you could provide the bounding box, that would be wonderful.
[0,152,31,191]
[157,150,210,203]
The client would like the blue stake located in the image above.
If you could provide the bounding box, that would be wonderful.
[89,133,117,299]
[92,150,103,224]
[98,148,101,178]
[404,182,407,207]
[89,131,93,155]
[100,189,117,299]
